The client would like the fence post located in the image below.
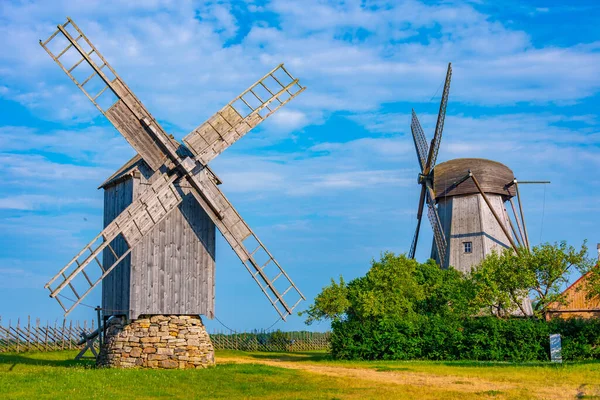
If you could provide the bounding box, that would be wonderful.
[27,316,32,352]
[69,321,73,350]
[16,318,21,353]
[96,307,102,349]
[44,321,49,350]
[8,320,12,353]
[36,319,43,351]
[61,319,66,350]
[53,321,57,351]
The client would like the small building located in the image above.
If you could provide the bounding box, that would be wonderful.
[546,243,600,320]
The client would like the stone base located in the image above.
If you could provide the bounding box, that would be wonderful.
[97,315,215,369]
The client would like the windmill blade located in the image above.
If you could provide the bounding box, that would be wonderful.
[40,18,179,171]
[408,184,427,259]
[424,63,452,174]
[183,64,305,166]
[44,173,182,315]
[184,169,305,320]
[425,186,447,268]
[410,110,429,172]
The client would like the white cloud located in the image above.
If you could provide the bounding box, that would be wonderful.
[1,0,599,133]
[0,195,101,210]
[0,267,49,289]
[269,109,309,131]
[0,153,112,183]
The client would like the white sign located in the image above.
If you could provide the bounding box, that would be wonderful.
[550,334,562,363]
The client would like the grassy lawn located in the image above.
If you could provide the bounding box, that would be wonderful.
[0,350,599,399]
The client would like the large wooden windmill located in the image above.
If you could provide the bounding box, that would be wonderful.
[39,18,306,368]
[408,63,540,277]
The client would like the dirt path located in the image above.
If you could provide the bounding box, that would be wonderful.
[217,355,581,399]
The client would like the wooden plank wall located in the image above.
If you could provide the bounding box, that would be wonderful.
[102,179,134,316]
[129,165,215,319]
[102,167,216,319]
[479,194,512,257]
[435,193,512,273]
[549,274,600,313]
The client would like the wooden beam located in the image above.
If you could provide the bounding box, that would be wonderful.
[507,213,524,248]
[514,180,530,249]
[509,197,528,251]
[470,173,521,254]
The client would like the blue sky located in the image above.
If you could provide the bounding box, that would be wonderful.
[0,0,599,332]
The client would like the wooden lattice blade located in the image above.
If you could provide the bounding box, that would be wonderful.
[409,184,427,259]
[411,110,429,172]
[425,186,447,268]
[424,62,452,174]
[44,173,182,316]
[39,18,178,171]
[183,64,305,166]
[184,169,305,319]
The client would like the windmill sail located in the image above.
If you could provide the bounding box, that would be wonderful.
[425,63,452,174]
[183,64,305,165]
[409,63,451,265]
[410,110,429,172]
[186,170,305,319]
[425,185,447,267]
[40,18,306,320]
[39,17,177,171]
[408,185,427,259]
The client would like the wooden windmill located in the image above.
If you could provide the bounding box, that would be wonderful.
[39,18,306,328]
[408,63,545,278]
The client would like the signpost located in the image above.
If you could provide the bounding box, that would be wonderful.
[550,334,562,363]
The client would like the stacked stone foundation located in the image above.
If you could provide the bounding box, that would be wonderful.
[97,315,215,369]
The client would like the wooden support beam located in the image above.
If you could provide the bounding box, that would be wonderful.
[470,172,521,254]
[507,214,524,248]
[514,180,530,249]
[509,197,528,252]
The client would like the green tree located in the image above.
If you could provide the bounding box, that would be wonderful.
[470,248,533,317]
[584,265,600,300]
[298,276,350,325]
[346,252,423,321]
[470,241,592,319]
[413,258,477,319]
[527,241,592,316]
[300,252,477,325]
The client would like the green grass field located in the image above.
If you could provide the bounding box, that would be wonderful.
[1,350,599,399]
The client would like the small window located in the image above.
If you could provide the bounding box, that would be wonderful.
[464,242,472,253]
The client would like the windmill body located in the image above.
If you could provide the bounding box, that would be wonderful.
[431,158,516,272]
[39,18,307,368]
[100,156,217,319]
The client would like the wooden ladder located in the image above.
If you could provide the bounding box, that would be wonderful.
[39,17,118,113]
[427,200,447,267]
[44,232,131,316]
[242,236,306,320]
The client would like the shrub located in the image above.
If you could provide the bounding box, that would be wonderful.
[331,316,600,362]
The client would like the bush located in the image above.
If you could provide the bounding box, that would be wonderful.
[305,252,600,362]
[331,316,600,362]
[549,318,600,360]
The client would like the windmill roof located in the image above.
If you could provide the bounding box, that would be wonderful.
[98,155,222,189]
[98,154,144,189]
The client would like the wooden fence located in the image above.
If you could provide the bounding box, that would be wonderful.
[210,330,331,352]
[0,316,330,354]
[0,316,95,353]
